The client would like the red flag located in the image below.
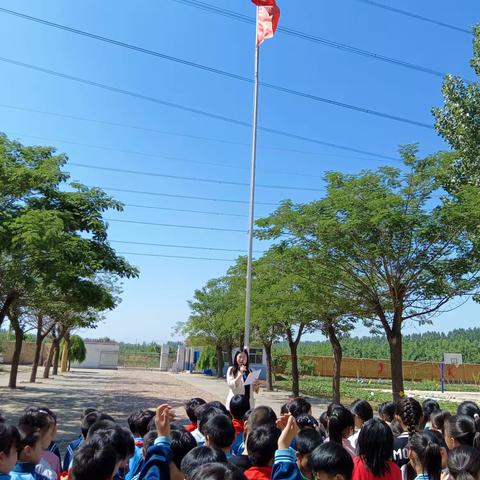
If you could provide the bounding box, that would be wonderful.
[251,0,280,45]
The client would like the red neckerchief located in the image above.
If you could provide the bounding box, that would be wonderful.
[232,419,245,435]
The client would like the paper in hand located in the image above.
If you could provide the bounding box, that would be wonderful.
[243,369,261,386]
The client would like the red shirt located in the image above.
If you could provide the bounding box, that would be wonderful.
[353,457,401,480]
[233,419,245,436]
[185,422,197,433]
[244,466,272,480]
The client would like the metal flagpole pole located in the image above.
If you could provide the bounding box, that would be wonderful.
[244,9,260,352]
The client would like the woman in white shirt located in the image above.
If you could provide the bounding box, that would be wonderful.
[225,350,259,411]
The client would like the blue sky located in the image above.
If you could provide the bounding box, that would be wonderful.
[0,1,478,344]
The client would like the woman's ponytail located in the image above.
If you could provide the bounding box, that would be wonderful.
[408,431,443,480]
[328,405,354,445]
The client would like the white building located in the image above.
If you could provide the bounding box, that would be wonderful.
[71,339,119,369]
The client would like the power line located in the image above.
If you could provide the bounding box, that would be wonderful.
[69,162,324,192]
[97,186,279,206]
[110,239,261,253]
[0,104,379,162]
[104,218,246,233]
[117,251,236,262]
[352,0,471,35]
[169,0,469,81]
[0,57,400,161]
[4,130,328,180]
[123,204,249,218]
[0,7,434,130]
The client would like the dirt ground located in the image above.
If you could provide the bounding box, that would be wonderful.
[0,366,216,452]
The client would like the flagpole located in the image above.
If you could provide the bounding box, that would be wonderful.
[244,10,260,352]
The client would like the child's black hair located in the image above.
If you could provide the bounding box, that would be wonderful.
[458,402,480,431]
[296,429,323,455]
[280,403,290,415]
[0,424,20,455]
[90,425,135,461]
[17,424,41,452]
[202,414,235,450]
[197,406,227,434]
[448,445,480,480]
[170,430,197,469]
[297,415,319,431]
[180,446,227,479]
[358,418,393,477]
[431,410,452,435]
[423,399,441,424]
[396,398,423,437]
[446,415,480,449]
[326,403,343,417]
[127,410,155,437]
[38,407,57,425]
[289,397,312,419]
[71,438,117,480]
[19,408,55,435]
[190,462,245,480]
[247,425,280,467]
[379,402,396,423]
[408,431,442,480]
[319,412,328,429]
[87,419,117,438]
[185,398,206,424]
[142,430,157,452]
[328,405,354,445]
[246,406,277,430]
[351,400,373,423]
[81,412,114,439]
[229,395,250,422]
[309,442,354,480]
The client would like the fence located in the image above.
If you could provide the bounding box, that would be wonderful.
[283,355,480,384]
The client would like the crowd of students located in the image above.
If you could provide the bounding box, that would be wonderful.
[2,394,480,480]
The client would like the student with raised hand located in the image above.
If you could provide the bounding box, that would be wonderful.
[407,432,442,480]
[0,424,20,479]
[393,399,424,468]
[447,445,480,480]
[353,418,401,480]
[350,400,374,450]
[272,414,302,480]
[444,416,480,450]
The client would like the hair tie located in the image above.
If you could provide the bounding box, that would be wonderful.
[474,413,479,420]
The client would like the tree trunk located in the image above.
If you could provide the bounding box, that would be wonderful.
[327,322,342,404]
[264,341,273,392]
[30,323,43,383]
[44,336,58,379]
[61,332,70,373]
[286,331,300,397]
[68,359,71,372]
[53,342,61,376]
[8,320,23,389]
[215,344,224,378]
[0,290,18,330]
[225,341,234,366]
[388,329,404,402]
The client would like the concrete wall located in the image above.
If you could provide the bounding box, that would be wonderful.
[0,342,51,365]
[71,342,119,369]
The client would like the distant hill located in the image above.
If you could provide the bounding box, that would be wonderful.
[274,328,480,364]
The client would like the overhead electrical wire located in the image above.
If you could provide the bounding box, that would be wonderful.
[0,103,379,162]
[352,0,471,35]
[104,218,246,233]
[168,0,470,80]
[123,204,249,218]
[110,239,262,253]
[97,186,279,206]
[0,7,434,129]
[117,251,236,262]
[0,57,400,161]
[68,162,324,192]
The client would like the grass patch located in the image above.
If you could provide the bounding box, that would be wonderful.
[274,376,461,411]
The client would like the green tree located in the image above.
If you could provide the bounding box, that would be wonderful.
[66,335,87,369]
[434,25,480,188]
[257,150,480,401]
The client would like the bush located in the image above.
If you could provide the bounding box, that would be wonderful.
[197,346,216,371]
[285,358,316,377]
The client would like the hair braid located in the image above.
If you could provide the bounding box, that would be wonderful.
[396,398,422,437]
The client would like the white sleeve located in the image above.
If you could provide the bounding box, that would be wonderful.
[226,367,242,388]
